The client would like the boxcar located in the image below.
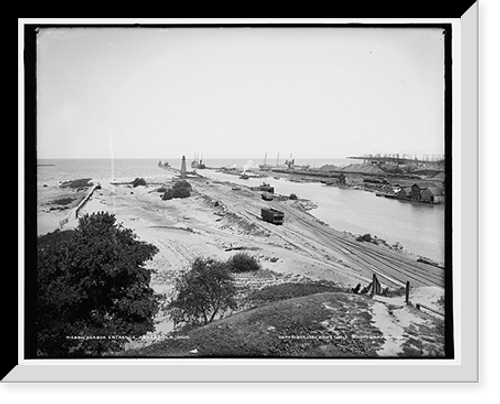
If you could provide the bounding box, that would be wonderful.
[261,208,284,225]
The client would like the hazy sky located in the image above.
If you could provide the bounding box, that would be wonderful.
[36,27,446,160]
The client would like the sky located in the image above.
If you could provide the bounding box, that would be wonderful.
[36,27,446,160]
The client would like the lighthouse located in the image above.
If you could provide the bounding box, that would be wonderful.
[180,155,187,178]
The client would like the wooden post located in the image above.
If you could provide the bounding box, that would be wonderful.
[405,281,410,305]
[415,302,445,317]
[372,273,377,297]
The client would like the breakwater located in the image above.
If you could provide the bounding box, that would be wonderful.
[59,183,100,229]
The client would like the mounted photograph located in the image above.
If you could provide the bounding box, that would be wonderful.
[28,24,454,361]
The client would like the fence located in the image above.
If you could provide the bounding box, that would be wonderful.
[370,273,411,304]
[365,274,410,304]
[370,274,444,317]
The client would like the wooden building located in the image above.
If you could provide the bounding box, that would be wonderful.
[421,187,445,204]
[410,183,423,200]
[396,187,412,199]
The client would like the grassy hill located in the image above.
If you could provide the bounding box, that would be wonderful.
[125,292,387,358]
[124,280,445,358]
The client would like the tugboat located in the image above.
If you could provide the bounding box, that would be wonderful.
[239,173,249,180]
[191,153,206,169]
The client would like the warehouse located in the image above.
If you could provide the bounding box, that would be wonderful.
[421,187,445,204]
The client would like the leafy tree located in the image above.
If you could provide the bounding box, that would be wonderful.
[166,257,237,328]
[37,212,160,357]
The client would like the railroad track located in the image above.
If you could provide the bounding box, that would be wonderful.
[275,203,445,288]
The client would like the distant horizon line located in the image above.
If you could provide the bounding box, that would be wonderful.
[36,156,355,161]
[36,155,444,161]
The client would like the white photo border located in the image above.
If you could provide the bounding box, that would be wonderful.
[11,11,478,382]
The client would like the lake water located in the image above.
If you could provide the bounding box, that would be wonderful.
[37,158,445,262]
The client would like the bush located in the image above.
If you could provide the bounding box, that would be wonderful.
[61,178,93,189]
[289,193,298,200]
[132,177,147,187]
[166,257,237,327]
[162,180,192,200]
[356,233,373,242]
[173,180,192,192]
[162,189,174,200]
[37,212,160,357]
[173,187,191,198]
[226,252,261,273]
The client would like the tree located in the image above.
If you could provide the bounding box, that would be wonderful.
[37,212,160,357]
[166,257,237,328]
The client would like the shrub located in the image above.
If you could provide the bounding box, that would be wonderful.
[173,180,192,192]
[61,178,93,189]
[173,187,191,198]
[162,180,192,200]
[132,177,147,187]
[162,189,174,200]
[289,193,298,200]
[226,252,261,273]
[166,257,237,327]
[37,212,160,357]
[356,233,373,242]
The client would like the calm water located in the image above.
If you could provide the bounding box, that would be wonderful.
[37,158,445,262]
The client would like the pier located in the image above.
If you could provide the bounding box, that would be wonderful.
[347,155,444,166]
[59,183,101,229]
[75,184,101,218]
